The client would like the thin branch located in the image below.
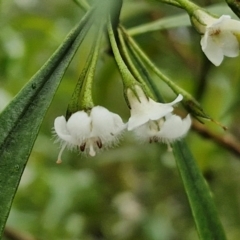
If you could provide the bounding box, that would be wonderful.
[192,119,240,157]
[4,227,37,240]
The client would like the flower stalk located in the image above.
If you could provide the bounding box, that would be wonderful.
[174,0,200,14]
[155,0,182,8]
[107,19,156,106]
[117,28,157,99]
[107,21,138,89]
[67,22,104,117]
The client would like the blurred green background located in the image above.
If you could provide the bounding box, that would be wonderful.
[1,0,240,239]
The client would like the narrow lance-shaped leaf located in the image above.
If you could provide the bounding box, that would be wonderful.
[173,141,227,240]
[0,7,95,236]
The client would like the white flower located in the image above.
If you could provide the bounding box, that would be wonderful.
[133,113,191,143]
[127,85,191,144]
[54,106,126,163]
[198,12,240,66]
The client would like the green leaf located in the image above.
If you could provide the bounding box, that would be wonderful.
[128,12,189,36]
[0,8,94,237]
[128,3,237,36]
[225,0,240,18]
[173,141,227,240]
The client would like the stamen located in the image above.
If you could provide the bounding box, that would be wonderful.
[56,159,62,164]
[89,143,96,157]
[96,139,103,149]
[56,142,67,164]
[167,142,173,152]
[149,136,158,143]
[210,28,220,36]
[80,142,86,152]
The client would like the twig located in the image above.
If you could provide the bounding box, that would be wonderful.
[192,119,240,157]
[4,227,37,240]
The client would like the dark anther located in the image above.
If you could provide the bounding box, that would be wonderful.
[149,137,158,143]
[96,140,103,149]
[79,143,86,152]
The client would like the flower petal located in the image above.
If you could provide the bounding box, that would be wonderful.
[210,15,231,28]
[164,94,183,106]
[220,31,239,57]
[67,111,91,142]
[127,85,183,130]
[90,106,125,144]
[221,17,240,32]
[156,114,191,142]
[127,99,174,130]
[132,120,160,142]
[200,33,224,66]
[54,116,76,144]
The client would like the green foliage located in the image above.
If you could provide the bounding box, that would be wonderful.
[1,0,240,240]
[173,141,226,240]
[0,7,94,236]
